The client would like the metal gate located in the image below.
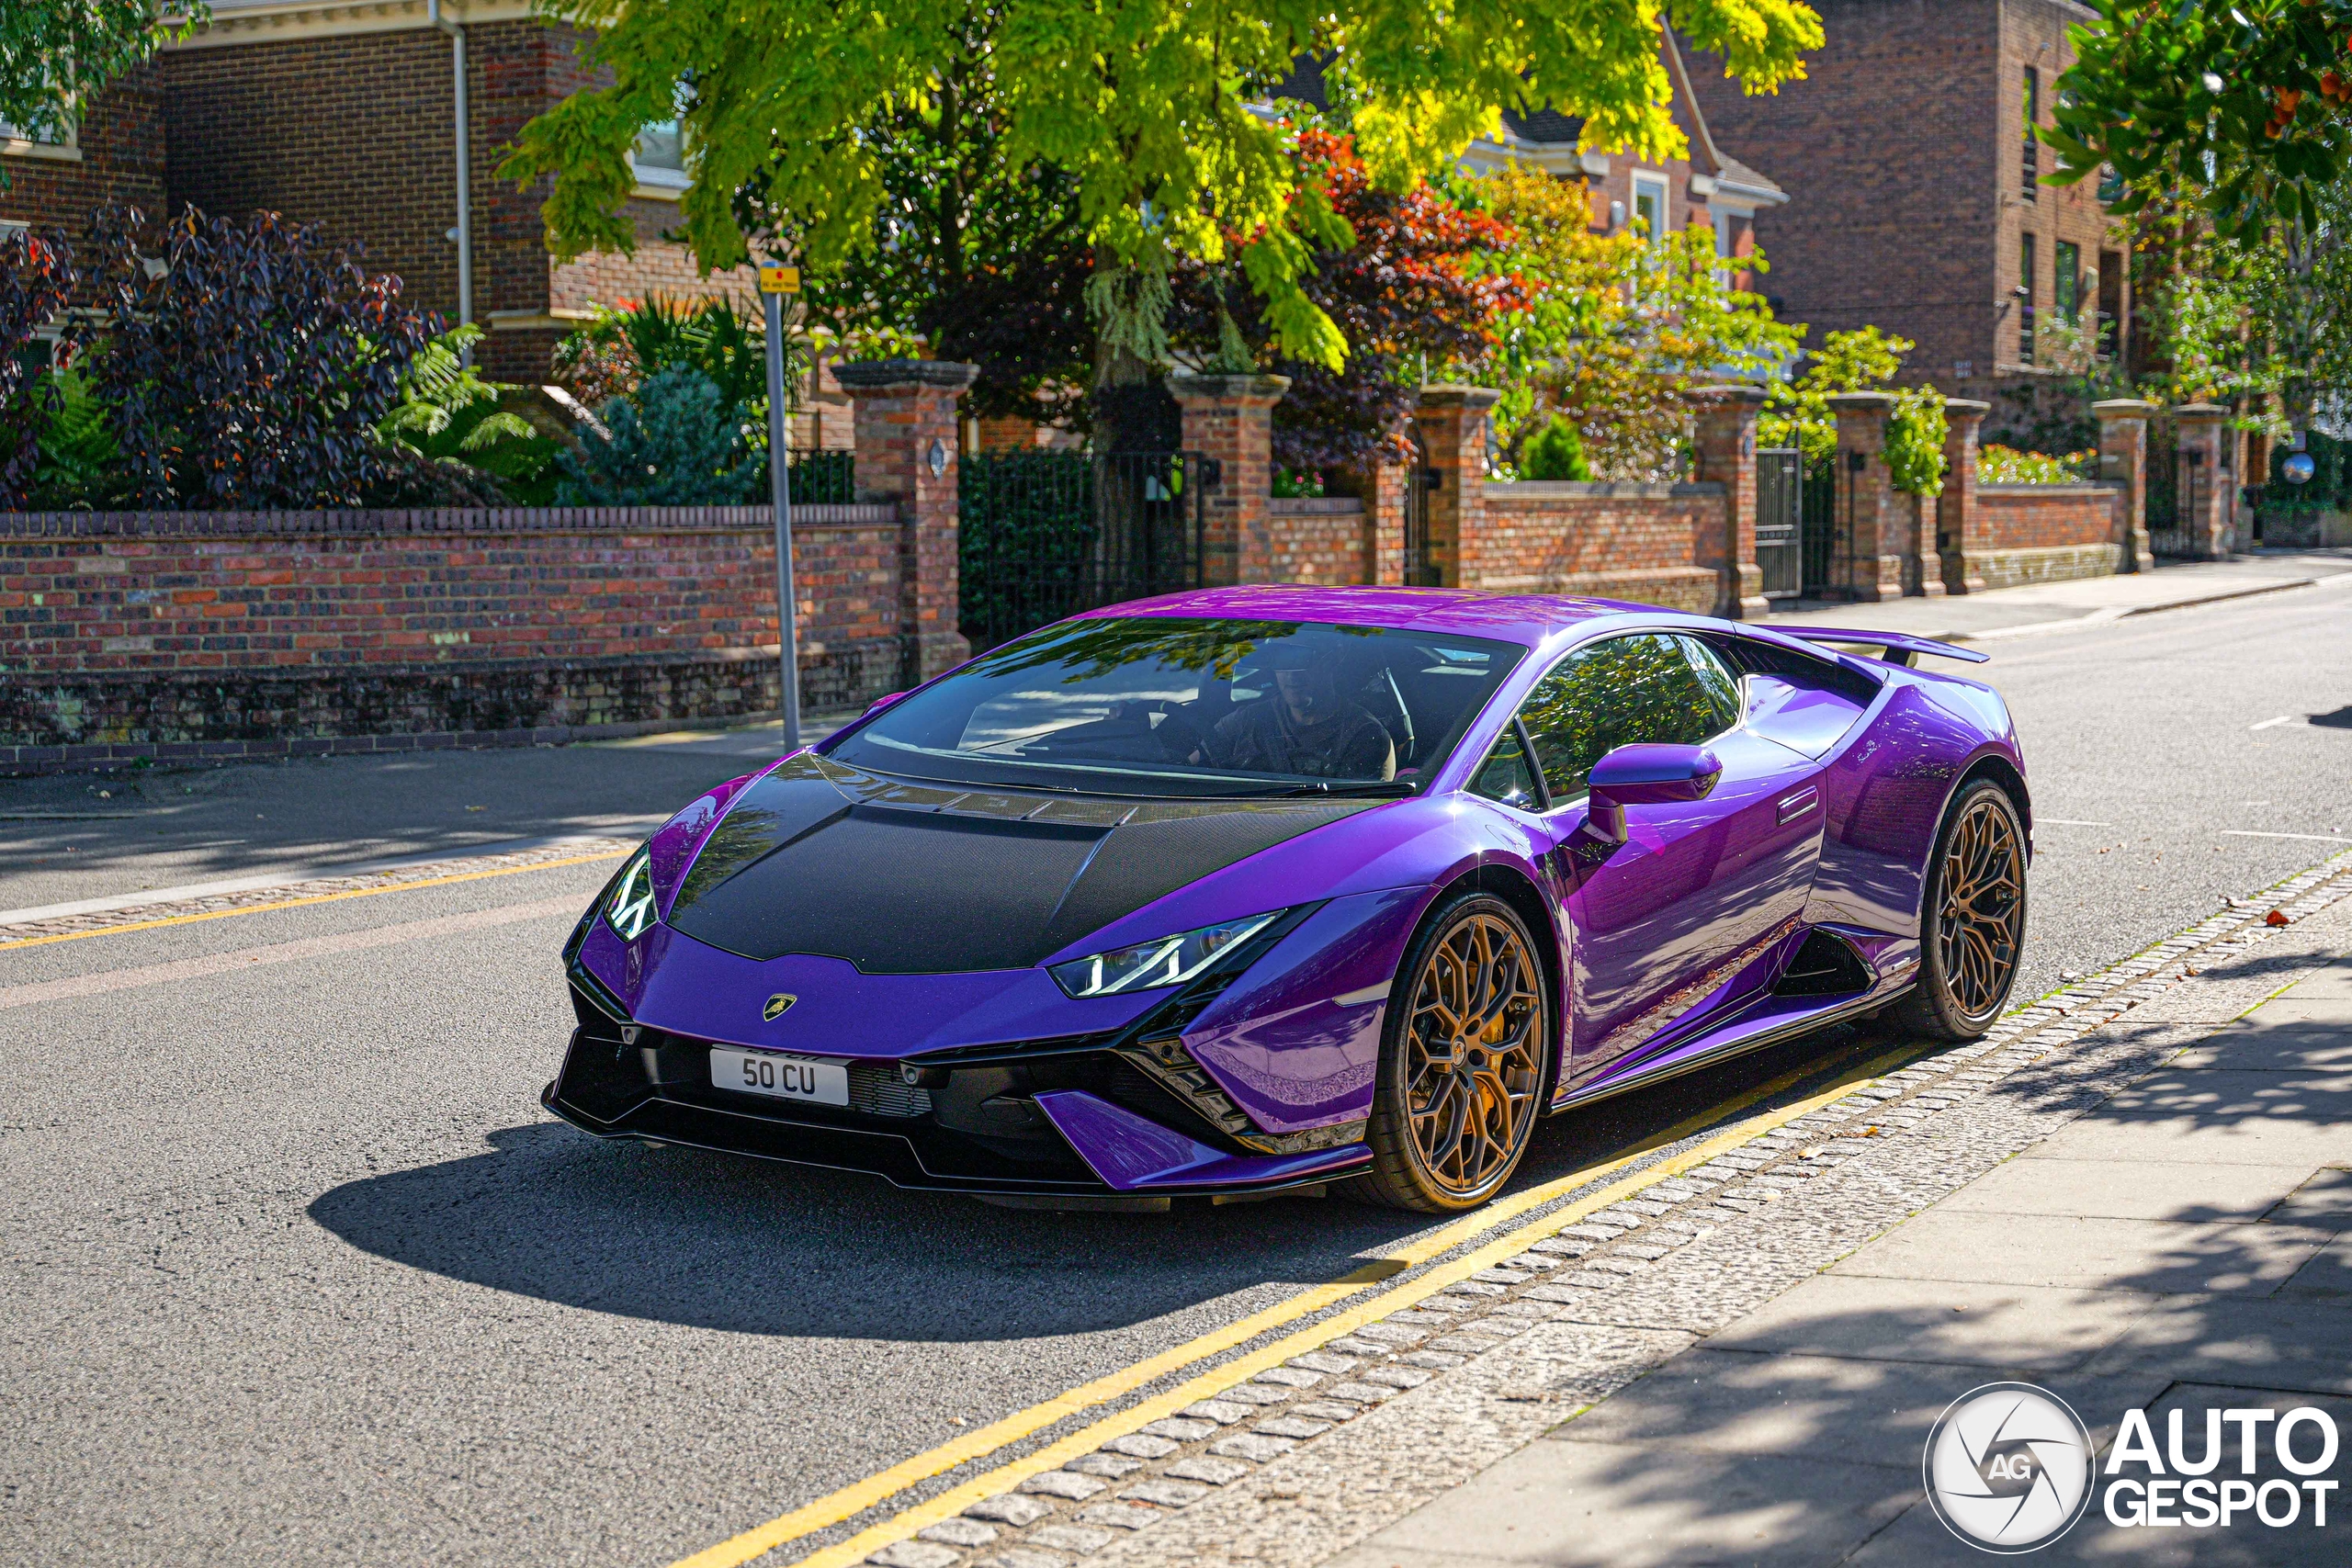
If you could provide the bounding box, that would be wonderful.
[1402,428,1442,586]
[958,449,1212,652]
[1801,455,1838,596]
[1756,447,1804,599]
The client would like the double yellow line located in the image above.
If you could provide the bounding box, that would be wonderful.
[675,1038,1919,1568]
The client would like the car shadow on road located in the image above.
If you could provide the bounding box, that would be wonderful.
[305,1025,1893,1342]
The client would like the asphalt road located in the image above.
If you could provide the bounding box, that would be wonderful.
[4,578,2349,1568]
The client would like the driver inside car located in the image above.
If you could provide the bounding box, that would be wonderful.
[1194,643,1396,780]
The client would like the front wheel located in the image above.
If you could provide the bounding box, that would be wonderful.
[1896,778,2029,1041]
[1345,892,1551,1213]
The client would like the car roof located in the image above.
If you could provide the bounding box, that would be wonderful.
[1074,585,1672,649]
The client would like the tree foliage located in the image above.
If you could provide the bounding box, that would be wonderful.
[1170,128,1523,471]
[504,0,1822,372]
[0,2,206,156]
[2046,1,2352,239]
[1476,162,1799,479]
[0,225,75,508]
[79,205,432,510]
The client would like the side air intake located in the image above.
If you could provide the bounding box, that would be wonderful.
[1772,929,1873,998]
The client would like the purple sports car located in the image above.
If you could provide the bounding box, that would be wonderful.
[547,586,2030,1213]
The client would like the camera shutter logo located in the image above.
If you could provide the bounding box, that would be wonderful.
[1924,1382,2097,1552]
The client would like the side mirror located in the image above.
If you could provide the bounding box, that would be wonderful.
[1581,744,1724,846]
[862,691,908,717]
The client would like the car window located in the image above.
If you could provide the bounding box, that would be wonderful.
[827,616,1525,797]
[1677,635,1744,733]
[1469,724,1543,811]
[1515,632,1731,804]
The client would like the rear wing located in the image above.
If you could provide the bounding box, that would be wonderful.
[1780,627,1988,667]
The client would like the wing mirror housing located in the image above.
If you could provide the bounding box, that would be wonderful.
[1580,744,1724,846]
[862,691,908,717]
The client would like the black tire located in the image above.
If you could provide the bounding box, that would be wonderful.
[1895,778,2029,1041]
[1343,891,1552,1213]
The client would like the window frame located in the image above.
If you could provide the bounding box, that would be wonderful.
[0,105,81,164]
[1498,630,1744,818]
[1631,174,1670,244]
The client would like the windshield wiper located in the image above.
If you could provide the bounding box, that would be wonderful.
[1247,780,1420,799]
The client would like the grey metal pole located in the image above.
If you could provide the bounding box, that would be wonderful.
[762,290,802,751]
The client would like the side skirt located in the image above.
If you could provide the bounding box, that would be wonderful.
[1545,980,1913,1116]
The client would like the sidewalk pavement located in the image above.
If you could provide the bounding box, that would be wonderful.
[1759,549,2352,643]
[1329,916,2352,1565]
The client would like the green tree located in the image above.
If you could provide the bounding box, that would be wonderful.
[1758,325,1945,495]
[2045,1,2352,239]
[2,2,206,156]
[503,0,1822,374]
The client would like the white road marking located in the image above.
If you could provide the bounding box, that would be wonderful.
[0,897,582,1011]
[2220,829,2352,843]
[2250,715,2299,730]
[2034,818,2114,827]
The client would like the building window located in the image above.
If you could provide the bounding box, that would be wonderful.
[2098,248,2124,358]
[2018,232,2037,363]
[2097,164,2125,204]
[632,118,688,191]
[0,107,77,159]
[2021,67,2040,199]
[2054,240,2081,326]
[1632,174,1668,243]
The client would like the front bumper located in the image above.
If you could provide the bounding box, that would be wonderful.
[543,997,1371,1200]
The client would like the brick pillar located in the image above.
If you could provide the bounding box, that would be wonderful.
[1346,458,1408,586]
[1939,398,1991,595]
[835,358,977,683]
[2173,402,2231,558]
[1826,392,1906,602]
[2093,398,2157,571]
[1688,385,1768,619]
[1413,387,1499,589]
[1167,373,1289,585]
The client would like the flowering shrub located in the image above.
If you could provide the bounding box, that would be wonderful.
[1980,445,2095,484]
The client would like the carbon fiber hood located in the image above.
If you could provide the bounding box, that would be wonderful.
[662,753,1373,974]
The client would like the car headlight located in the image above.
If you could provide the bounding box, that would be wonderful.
[604,849,656,940]
[1047,910,1286,998]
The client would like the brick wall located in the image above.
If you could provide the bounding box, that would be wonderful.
[164,21,752,384]
[0,66,168,251]
[1973,484,2125,587]
[1687,1,2119,389]
[1468,482,1724,613]
[0,506,904,755]
[1265,499,1372,586]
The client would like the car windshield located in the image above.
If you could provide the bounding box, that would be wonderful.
[826,617,1527,797]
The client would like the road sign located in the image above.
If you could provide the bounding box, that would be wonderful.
[758,265,800,295]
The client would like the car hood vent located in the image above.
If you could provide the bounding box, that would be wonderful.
[662,753,1373,974]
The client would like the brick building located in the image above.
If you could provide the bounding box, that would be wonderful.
[1685,0,2127,396]
[0,0,745,382]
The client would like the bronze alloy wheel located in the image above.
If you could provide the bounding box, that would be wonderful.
[1350,894,1549,1212]
[1900,780,2029,1041]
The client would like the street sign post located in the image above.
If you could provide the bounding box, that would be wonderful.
[758,265,802,750]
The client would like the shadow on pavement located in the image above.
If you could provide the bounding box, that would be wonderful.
[305,1022,1890,1342]
[1344,1008,2352,1568]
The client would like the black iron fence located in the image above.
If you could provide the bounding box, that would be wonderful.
[1801,455,1838,594]
[786,449,855,505]
[1757,447,1804,599]
[959,449,1212,651]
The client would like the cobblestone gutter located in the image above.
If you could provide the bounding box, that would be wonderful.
[820,852,2352,1568]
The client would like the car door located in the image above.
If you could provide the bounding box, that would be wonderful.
[1483,632,1825,1089]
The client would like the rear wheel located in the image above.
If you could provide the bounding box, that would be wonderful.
[1345,892,1550,1213]
[1896,779,2028,1041]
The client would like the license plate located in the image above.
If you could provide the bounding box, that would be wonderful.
[709,1047,850,1107]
